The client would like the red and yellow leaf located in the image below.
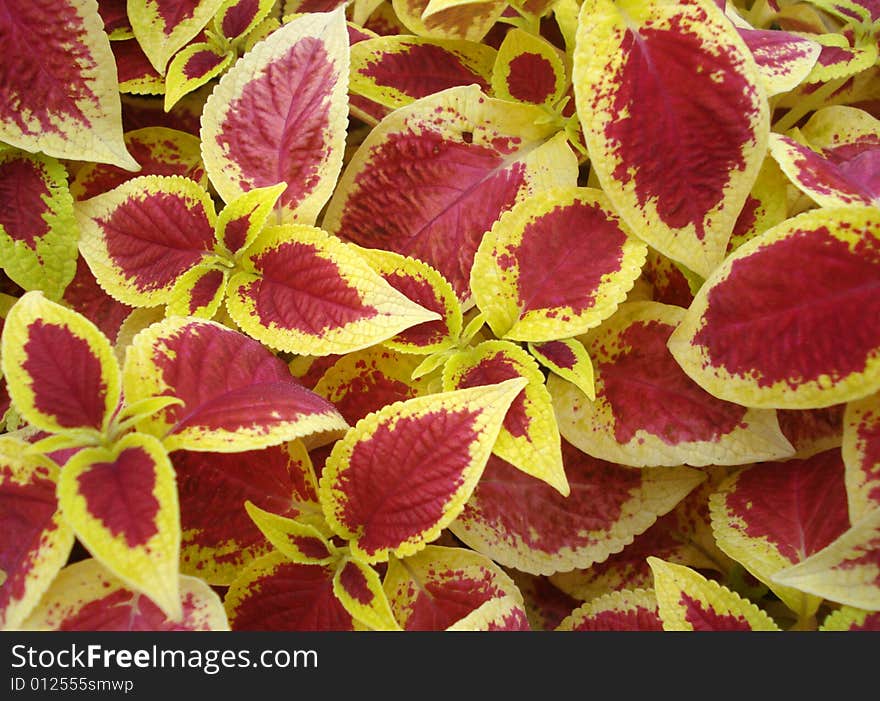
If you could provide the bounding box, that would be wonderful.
[572,0,769,277]
[128,0,226,74]
[776,404,845,460]
[446,595,532,630]
[843,392,880,523]
[710,449,851,618]
[0,438,74,630]
[323,84,579,301]
[1,291,120,436]
[214,0,277,43]
[736,26,821,97]
[383,545,527,630]
[0,0,138,170]
[349,35,495,110]
[470,187,648,342]
[245,501,335,565]
[122,315,348,452]
[552,301,794,467]
[528,339,595,401]
[726,155,790,252]
[333,556,401,630]
[112,37,165,95]
[164,42,235,110]
[319,377,528,563]
[57,432,181,620]
[443,340,568,495]
[821,606,880,631]
[392,0,507,41]
[166,260,230,318]
[200,8,350,224]
[492,28,567,108]
[214,183,287,257]
[175,440,325,584]
[20,558,228,631]
[556,589,663,631]
[225,550,356,630]
[226,224,441,356]
[772,508,880,611]
[649,558,781,630]
[449,445,705,575]
[668,206,880,409]
[75,175,218,307]
[0,150,78,300]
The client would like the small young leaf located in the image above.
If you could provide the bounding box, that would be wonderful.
[492,28,568,108]
[736,26,822,97]
[57,432,181,620]
[319,378,528,564]
[164,43,235,111]
[166,261,230,318]
[528,339,595,401]
[214,0,277,44]
[245,501,336,565]
[1,291,120,435]
[333,557,401,630]
[214,183,287,257]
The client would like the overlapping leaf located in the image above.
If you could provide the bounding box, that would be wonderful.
[214,0,277,44]
[201,8,350,223]
[122,316,348,451]
[668,206,880,409]
[776,405,845,459]
[20,559,228,631]
[319,378,527,563]
[164,44,235,110]
[245,501,334,564]
[383,545,527,630]
[443,340,568,495]
[0,150,78,300]
[0,0,138,169]
[225,224,441,355]
[333,556,400,630]
[734,24,822,96]
[0,438,74,630]
[573,0,769,277]
[649,558,781,630]
[528,339,596,401]
[448,444,705,575]
[843,392,880,523]
[470,187,647,342]
[492,28,567,108]
[710,449,851,618]
[112,37,165,95]
[556,589,663,631]
[57,431,182,619]
[392,0,507,42]
[821,606,880,630]
[324,84,579,300]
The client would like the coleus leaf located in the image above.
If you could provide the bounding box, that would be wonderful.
[70,127,207,200]
[175,440,325,584]
[668,206,880,409]
[20,558,228,631]
[333,556,401,630]
[776,405,845,459]
[0,150,78,301]
[769,133,879,208]
[214,182,286,257]
[734,25,822,97]
[649,558,781,631]
[112,37,166,95]
[820,606,880,631]
[442,340,568,495]
[556,589,664,631]
[0,438,74,630]
[319,377,527,563]
[128,0,226,74]
[383,545,527,630]
[99,0,133,36]
[225,550,356,630]
[164,43,235,110]
[354,247,463,355]
[312,346,431,425]
[552,301,793,467]
[122,315,348,452]
[214,0,277,44]
[57,431,181,620]
[572,0,769,278]
[166,261,229,318]
[448,445,705,575]
[0,0,138,170]
[446,595,531,630]
[75,175,218,308]
[843,392,880,523]
[507,570,581,631]
[492,27,567,108]
[726,156,789,252]
[392,0,508,42]
[245,501,335,565]
[772,508,880,611]
[200,8,350,224]
[323,84,579,301]
[349,35,495,110]
[709,449,851,619]
[225,224,441,356]
[528,339,595,401]
[469,186,648,342]
[1,291,120,436]
[801,31,878,84]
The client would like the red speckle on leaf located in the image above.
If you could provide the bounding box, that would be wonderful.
[695,228,880,388]
[23,320,109,430]
[77,446,160,547]
[214,37,336,212]
[404,568,505,630]
[0,157,52,249]
[599,320,747,445]
[680,591,752,630]
[455,353,529,438]
[361,43,489,100]
[58,589,209,631]
[337,130,527,300]
[339,561,372,605]
[505,52,557,104]
[606,16,756,239]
